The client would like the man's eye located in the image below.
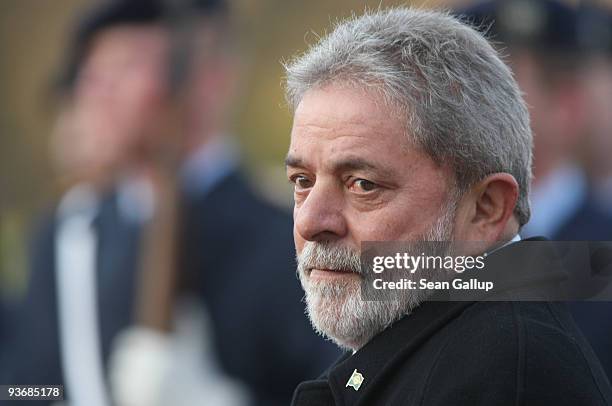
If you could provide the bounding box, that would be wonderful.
[350,179,378,193]
[292,175,313,190]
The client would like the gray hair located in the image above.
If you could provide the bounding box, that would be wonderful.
[284,7,532,226]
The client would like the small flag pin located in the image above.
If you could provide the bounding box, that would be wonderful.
[346,369,365,391]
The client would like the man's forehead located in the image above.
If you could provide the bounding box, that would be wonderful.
[292,85,400,132]
[286,134,422,179]
[291,89,410,152]
[287,84,425,172]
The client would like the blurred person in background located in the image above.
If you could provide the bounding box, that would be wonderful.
[461,0,612,240]
[459,0,612,380]
[580,6,612,218]
[2,1,338,405]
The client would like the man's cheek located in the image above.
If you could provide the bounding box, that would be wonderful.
[356,211,410,241]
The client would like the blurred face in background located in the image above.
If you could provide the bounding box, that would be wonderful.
[582,55,612,179]
[70,25,171,175]
[509,49,586,181]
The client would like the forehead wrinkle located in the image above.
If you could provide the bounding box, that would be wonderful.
[294,100,394,128]
[292,121,397,146]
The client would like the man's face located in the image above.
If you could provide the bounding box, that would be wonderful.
[286,84,456,349]
[72,25,170,171]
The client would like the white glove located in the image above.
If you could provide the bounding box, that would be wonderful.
[109,298,251,406]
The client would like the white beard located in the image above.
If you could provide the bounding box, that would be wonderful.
[296,201,456,351]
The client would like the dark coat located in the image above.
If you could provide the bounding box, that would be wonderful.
[553,197,612,242]
[550,196,612,381]
[292,239,612,406]
[3,170,338,406]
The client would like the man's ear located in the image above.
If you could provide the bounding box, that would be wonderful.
[456,173,519,242]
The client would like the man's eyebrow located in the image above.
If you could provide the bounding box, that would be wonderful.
[332,157,396,179]
[333,157,381,173]
[286,154,394,177]
[285,155,304,168]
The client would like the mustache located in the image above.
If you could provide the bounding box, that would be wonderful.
[296,241,362,275]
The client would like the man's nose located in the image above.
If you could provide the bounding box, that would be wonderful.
[294,180,347,242]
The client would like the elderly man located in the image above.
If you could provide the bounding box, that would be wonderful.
[284,8,612,406]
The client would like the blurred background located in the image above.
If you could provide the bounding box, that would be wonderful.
[0,0,611,405]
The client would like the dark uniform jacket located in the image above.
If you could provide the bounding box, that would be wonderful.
[553,196,612,380]
[292,239,612,406]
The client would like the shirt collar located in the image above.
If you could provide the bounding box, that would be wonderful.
[113,136,239,224]
[485,233,521,256]
[57,183,99,221]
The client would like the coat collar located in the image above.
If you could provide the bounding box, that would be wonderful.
[322,300,475,406]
